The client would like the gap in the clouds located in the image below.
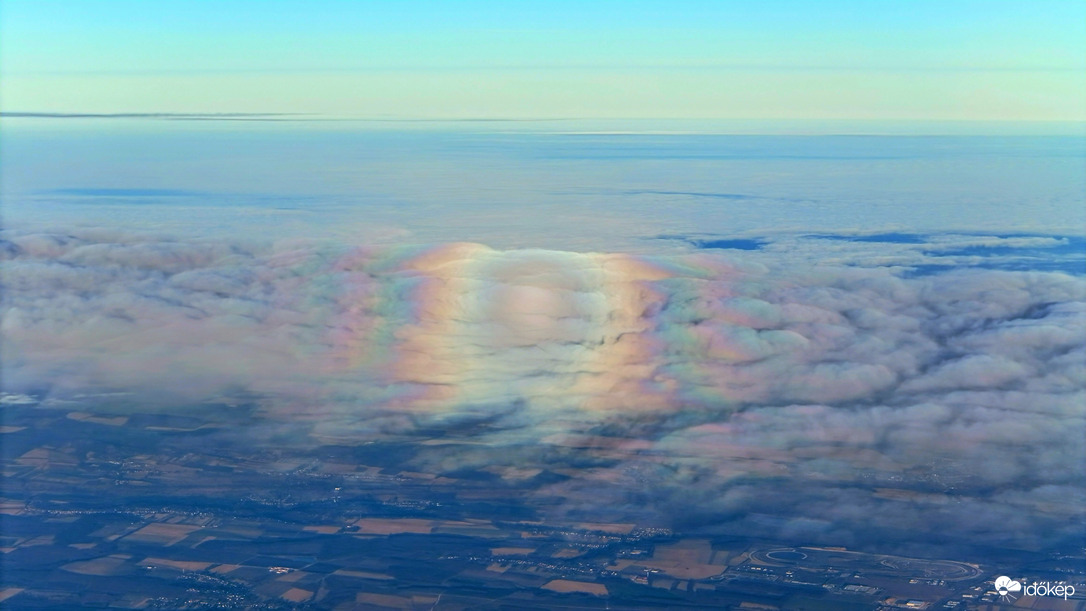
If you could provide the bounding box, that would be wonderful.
[923,235,1086,258]
[807,232,928,244]
[653,234,768,251]
[800,232,1086,276]
[916,234,1086,276]
[904,260,1086,277]
[656,232,1086,275]
[688,238,768,251]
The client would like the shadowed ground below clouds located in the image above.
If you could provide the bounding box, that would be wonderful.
[1,229,1084,559]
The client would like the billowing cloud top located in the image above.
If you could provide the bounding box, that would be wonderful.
[2,229,1083,552]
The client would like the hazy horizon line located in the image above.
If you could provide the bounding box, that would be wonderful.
[4,112,1084,136]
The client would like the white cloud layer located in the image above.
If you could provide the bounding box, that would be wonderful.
[2,229,1083,552]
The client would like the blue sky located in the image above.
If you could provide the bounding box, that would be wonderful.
[2,0,1084,122]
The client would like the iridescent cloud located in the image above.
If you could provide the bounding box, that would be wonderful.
[2,229,1083,551]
